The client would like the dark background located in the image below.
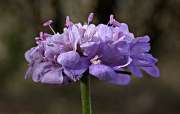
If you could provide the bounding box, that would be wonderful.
[0,0,180,114]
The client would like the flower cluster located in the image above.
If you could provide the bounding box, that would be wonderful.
[25,13,160,85]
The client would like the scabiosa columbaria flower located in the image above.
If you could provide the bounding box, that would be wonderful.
[24,13,160,85]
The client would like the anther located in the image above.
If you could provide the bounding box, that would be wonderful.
[65,16,73,27]
[88,13,94,24]
[109,14,114,25]
[43,20,56,34]
[90,55,101,64]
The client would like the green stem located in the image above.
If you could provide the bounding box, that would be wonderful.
[80,75,92,114]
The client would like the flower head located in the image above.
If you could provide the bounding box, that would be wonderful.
[25,13,159,85]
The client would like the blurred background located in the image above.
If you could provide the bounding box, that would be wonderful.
[0,0,180,114]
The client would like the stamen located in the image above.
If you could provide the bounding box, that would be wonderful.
[35,32,44,44]
[43,20,56,34]
[65,16,73,27]
[108,14,121,27]
[90,55,101,64]
[43,20,53,26]
[39,32,43,39]
[109,14,114,25]
[112,19,121,27]
[88,13,94,24]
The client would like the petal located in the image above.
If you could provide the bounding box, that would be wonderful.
[63,58,89,81]
[113,23,134,42]
[41,69,63,84]
[141,64,160,78]
[25,49,33,63]
[57,51,80,67]
[112,27,121,41]
[135,35,150,43]
[118,34,134,43]
[44,44,65,60]
[24,66,33,80]
[131,42,150,54]
[132,53,158,66]
[100,43,130,67]
[32,62,52,82]
[89,64,116,80]
[128,63,143,78]
[118,23,129,33]
[80,42,99,57]
[25,47,43,63]
[131,36,151,54]
[116,41,130,54]
[69,25,81,51]
[108,74,131,85]
[96,24,113,42]
[46,33,63,43]
[84,24,96,39]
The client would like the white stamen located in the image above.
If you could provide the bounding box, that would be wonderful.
[48,25,56,34]
[90,55,101,64]
[109,14,114,25]
[88,13,94,24]
[66,16,73,27]
[43,20,56,34]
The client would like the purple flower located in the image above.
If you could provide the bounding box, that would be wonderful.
[24,13,160,86]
